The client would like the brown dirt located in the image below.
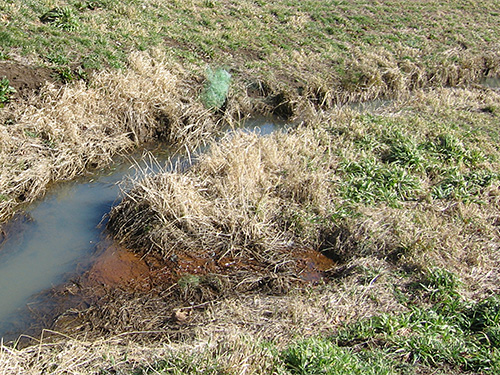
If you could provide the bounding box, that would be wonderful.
[80,239,335,293]
[0,61,57,100]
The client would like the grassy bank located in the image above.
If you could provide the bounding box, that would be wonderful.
[0,1,499,374]
[109,87,500,292]
[1,0,499,99]
[0,52,221,221]
[1,0,500,221]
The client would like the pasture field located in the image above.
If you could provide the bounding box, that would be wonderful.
[0,1,499,374]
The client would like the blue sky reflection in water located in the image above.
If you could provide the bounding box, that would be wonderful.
[0,177,121,337]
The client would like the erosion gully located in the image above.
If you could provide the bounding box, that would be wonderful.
[2,77,497,341]
[0,117,289,341]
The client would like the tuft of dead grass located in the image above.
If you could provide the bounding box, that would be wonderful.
[108,126,338,265]
[109,85,500,298]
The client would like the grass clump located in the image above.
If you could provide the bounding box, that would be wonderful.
[340,157,421,206]
[432,168,498,201]
[40,7,80,31]
[108,126,335,263]
[280,337,399,375]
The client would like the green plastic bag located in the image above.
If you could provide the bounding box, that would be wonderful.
[201,67,231,110]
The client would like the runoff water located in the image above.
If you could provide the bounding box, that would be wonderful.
[0,117,287,339]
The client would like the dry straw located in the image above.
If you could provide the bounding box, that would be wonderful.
[108,126,337,265]
[0,261,404,374]
[0,52,219,222]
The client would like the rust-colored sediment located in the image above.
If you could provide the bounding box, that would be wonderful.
[295,248,336,282]
[84,242,151,291]
[82,234,336,293]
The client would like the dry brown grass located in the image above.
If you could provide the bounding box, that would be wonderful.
[0,261,404,374]
[0,52,223,222]
[0,333,177,374]
[0,2,499,372]
[256,43,500,112]
[108,125,338,264]
[2,86,499,374]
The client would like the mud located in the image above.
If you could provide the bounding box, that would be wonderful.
[80,241,335,292]
[82,239,151,292]
[38,249,334,339]
[0,60,57,100]
[23,238,337,341]
[294,248,336,282]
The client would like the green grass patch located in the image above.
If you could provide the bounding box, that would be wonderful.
[335,110,499,207]
[340,157,421,206]
[280,337,401,375]
[277,270,500,374]
[332,269,500,374]
[40,7,80,31]
[0,0,498,97]
[432,168,498,201]
[0,77,15,105]
[276,267,499,374]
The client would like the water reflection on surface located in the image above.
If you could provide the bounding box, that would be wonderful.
[0,155,167,338]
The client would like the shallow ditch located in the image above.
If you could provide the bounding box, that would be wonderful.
[0,116,297,341]
[0,150,162,339]
[2,77,498,343]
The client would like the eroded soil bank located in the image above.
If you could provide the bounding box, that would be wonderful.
[0,60,58,100]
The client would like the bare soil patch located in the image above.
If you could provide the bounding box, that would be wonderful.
[0,61,57,100]
[83,240,151,292]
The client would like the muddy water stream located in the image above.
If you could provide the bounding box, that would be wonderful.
[0,118,287,339]
[0,161,142,338]
[2,77,498,339]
